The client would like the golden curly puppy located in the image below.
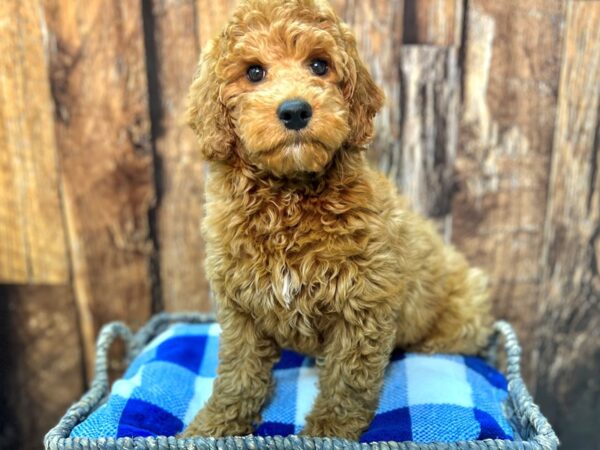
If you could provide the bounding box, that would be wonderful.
[182,0,492,440]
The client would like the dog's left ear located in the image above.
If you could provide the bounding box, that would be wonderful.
[340,24,385,148]
[187,38,235,161]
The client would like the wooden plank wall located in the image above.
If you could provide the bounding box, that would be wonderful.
[0,0,69,284]
[0,1,598,449]
[534,2,600,444]
[43,0,157,377]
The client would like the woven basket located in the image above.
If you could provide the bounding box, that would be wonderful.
[44,313,559,450]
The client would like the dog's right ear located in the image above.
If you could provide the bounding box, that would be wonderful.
[187,39,235,161]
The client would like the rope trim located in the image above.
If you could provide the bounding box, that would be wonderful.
[44,314,559,450]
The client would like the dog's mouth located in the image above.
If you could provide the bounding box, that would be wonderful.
[247,136,335,176]
[254,135,330,158]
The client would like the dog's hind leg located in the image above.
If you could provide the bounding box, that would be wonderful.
[407,261,493,355]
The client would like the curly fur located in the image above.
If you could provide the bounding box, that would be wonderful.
[182,0,492,440]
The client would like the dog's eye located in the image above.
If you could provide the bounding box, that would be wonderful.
[309,59,328,76]
[247,65,266,82]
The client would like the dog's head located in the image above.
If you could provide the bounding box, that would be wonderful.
[188,0,384,177]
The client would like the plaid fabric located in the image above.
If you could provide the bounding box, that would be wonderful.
[71,323,513,443]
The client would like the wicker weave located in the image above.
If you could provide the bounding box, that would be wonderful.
[44,313,559,450]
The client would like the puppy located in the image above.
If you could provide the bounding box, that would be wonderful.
[182,0,492,440]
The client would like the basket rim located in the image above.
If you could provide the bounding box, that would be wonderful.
[44,312,559,450]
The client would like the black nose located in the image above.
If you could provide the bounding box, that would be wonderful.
[277,99,312,130]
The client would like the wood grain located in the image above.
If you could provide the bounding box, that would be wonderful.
[42,0,155,376]
[452,0,564,378]
[533,2,600,447]
[0,285,84,450]
[392,46,459,239]
[403,0,463,46]
[195,0,239,47]
[0,0,68,284]
[149,0,211,312]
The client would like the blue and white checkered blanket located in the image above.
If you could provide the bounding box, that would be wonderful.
[71,323,513,443]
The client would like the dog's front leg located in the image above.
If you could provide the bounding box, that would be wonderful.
[302,312,396,440]
[181,307,280,437]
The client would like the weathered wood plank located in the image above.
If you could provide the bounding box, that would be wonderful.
[0,0,69,284]
[392,46,459,239]
[42,0,155,376]
[0,285,85,450]
[149,0,211,312]
[534,3,600,448]
[403,0,463,46]
[452,0,564,380]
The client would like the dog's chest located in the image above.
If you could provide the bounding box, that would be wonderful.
[253,261,339,354]
[206,180,377,352]
[237,202,365,326]
[242,199,363,299]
